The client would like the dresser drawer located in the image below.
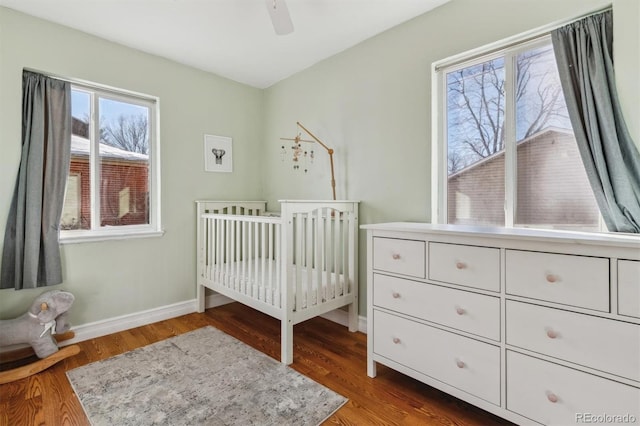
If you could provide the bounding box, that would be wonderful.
[507,351,640,425]
[505,250,609,311]
[619,260,640,319]
[506,301,640,381]
[373,310,500,404]
[428,243,500,292]
[373,274,500,340]
[373,237,425,278]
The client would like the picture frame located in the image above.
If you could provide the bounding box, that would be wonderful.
[204,134,233,173]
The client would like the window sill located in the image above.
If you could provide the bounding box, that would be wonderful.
[59,228,165,244]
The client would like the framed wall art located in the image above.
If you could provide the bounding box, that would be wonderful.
[204,134,233,173]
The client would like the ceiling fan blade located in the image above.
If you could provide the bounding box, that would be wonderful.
[265,0,294,35]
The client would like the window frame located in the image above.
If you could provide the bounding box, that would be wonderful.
[59,79,163,243]
[430,14,606,232]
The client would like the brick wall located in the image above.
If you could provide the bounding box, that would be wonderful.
[447,130,599,230]
[63,155,149,229]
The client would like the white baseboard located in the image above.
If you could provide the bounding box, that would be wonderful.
[59,296,366,348]
[205,293,235,308]
[62,300,197,346]
[319,309,367,333]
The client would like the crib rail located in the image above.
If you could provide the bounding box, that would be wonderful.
[196,200,266,216]
[280,200,359,317]
[196,201,268,312]
[203,213,282,308]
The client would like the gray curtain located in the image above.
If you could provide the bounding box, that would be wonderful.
[1,71,72,289]
[552,10,640,233]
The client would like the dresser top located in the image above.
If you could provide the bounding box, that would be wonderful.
[361,222,640,249]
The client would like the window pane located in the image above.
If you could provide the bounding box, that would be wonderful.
[446,58,505,226]
[514,45,600,231]
[98,98,150,227]
[63,89,91,230]
[60,173,82,229]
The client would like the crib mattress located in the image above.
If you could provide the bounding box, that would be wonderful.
[207,259,348,309]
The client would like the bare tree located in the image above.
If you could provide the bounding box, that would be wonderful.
[447,60,505,163]
[448,151,465,175]
[515,50,566,139]
[446,46,568,174]
[73,114,109,141]
[103,114,149,155]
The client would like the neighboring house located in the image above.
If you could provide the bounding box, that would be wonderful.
[72,116,89,138]
[61,134,149,229]
[447,128,599,230]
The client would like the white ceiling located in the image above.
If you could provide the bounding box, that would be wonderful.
[0,0,450,88]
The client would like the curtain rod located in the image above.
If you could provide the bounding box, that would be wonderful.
[433,4,612,72]
[22,67,158,102]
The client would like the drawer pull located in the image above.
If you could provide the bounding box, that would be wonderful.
[546,274,558,283]
[392,292,401,299]
[455,358,466,369]
[546,391,559,403]
[392,337,401,344]
[545,328,559,339]
[392,253,401,260]
[455,262,467,270]
[455,306,466,315]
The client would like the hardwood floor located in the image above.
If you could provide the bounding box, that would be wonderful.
[0,303,514,425]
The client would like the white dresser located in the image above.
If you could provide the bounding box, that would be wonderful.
[363,223,640,426]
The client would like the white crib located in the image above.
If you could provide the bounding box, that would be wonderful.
[196,200,359,364]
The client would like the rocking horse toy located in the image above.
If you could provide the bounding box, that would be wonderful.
[0,290,81,384]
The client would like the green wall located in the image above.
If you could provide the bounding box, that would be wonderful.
[263,0,640,315]
[0,7,264,323]
[1,0,638,325]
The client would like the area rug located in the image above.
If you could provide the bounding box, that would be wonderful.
[66,326,347,425]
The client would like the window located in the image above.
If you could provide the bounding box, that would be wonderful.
[433,36,602,232]
[60,82,161,242]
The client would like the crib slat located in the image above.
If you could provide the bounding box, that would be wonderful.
[216,218,222,283]
[221,217,226,284]
[228,218,232,287]
[326,210,332,300]
[218,218,223,285]
[204,217,209,279]
[350,209,356,294]
[274,222,278,306]
[219,218,224,285]
[335,209,341,297]
[228,218,232,288]
[275,221,281,308]
[254,221,259,299]
[325,211,332,300]
[295,212,303,311]
[242,220,247,295]
[349,209,356,295]
[261,221,266,302]
[247,220,253,296]
[343,211,349,295]
[206,217,213,280]
[319,208,325,303]
[231,218,237,290]
[305,211,313,308]
[267,223,272,305]
[224,220,233,288]
[211,218,216,281]
[316,209,324,304]
[235,220,240,291]
[330,209,335,299]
